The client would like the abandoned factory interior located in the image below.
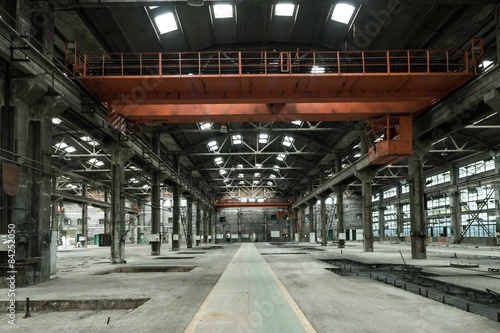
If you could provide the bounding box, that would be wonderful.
[1,0,500,332]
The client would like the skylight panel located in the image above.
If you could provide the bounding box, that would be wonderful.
[155,12,178,34]
[259,133,269,144]
[273,165,280,172]
[237,164,244,169]
[275,4,295,16]
[199,122,212,130]
[54,142,68,149]
[291,120,302,126]
[213,4,233,18]
[277,153,286,161]
[331,3,355,24]
[88,158,104,167]
[219,169,227,175]
[238,173,244,178]
[52,118,62,124]
[232,134,242,145]
[64,146,76,153]
[254,173,261,178]
[215,157,224,165]
[207,140,219,152]
[267,181,274,186]
[282,136,294,147]
[149,6,159,10]
[270,174,277,179]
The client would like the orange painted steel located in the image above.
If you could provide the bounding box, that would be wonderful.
[65,41,483,119]
[366,116,413,164]
[214,198,292,209]
[115,102,428,123]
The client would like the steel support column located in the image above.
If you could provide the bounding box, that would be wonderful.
[300,206,306,243]
[81,182,88,248]
[203,209,208,244]
[308,201,315,242]
[186,196,193,248]
[355,169,378,252]
[208,210,212,243]
[110,148,133,264]
[196,201,201,246]
[172,184,180,251]
[336,185,345,248]
[319,196,327,246]
[151,171,161,255]
[408,145,428,259]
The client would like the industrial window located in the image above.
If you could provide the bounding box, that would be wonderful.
[461,212,496,237]
[372,193,380,202]
[460,186,495,211]
[99,219,105,225]
[402,204,410,237]
[458,159,494,178]
[383,205,397,237]
[372,210,379,237]
[220,217,226,223]
[459,186,496,238]
[77,218,82,225]
[425,171,450,187]
[426,196,451,216]
[427,216,451,237]
[64,219,71,225]
[401,184,409,194]
[383,188,397,199]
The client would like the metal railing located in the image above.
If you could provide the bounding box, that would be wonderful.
[66,38,483,79]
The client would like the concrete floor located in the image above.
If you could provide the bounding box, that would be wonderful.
[1,241,500,332]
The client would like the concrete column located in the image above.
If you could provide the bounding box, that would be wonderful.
[172,185,180,251]
[81,182,88,248]
[396,202,403,242]
[104,189,110,235]
[449,165,461,243]
[236,208,241,242]
[379,205,385,241]
[308,201,315,242]
[264,209,268,242]
[196,201,201,246]
[151,171,161,255]
[203,209,208,244]
[208,210,213,243]
[355,169,378,252]
[110,147,134,264]
[336,185,345,248]
[319,196,327,246]
[494,157,500,244]
[300,206,306,242]
[408,148,428,259]
[186,196,193,248]
[360,129,368,155]
[1,74,51,284]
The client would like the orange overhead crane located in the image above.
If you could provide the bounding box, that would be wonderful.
[214,198,293,210]
[65,39,483,164]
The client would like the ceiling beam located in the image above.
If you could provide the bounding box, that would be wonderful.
[47,1,495,9]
